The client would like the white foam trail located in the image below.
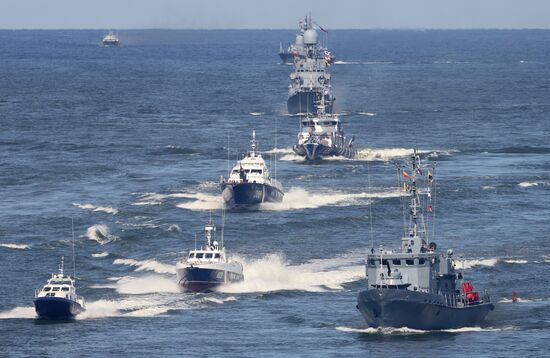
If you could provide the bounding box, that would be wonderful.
[115,275,179,294]
[0,306,36,319]
[334,61,361,65]
[358,148,418,161]
[92,252,109,258]
[499,297,535,303]
[358,112,376,116]
[460,258,498,269]
[175,193,224,211]
[503,259,528,264]
[260,187,402,211]
[78,297,175,319]
[86,224,118,245]
[0,243,30,250]
[113,258,175,274]
[249,112,264,116]
[73,203,119,215]
[219,252,364,294]
[133,192,193,206]
[264,147,294,154]
[518,181,548,188]
[482,185,495,190]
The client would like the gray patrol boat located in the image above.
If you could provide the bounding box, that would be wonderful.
[357,150,494,330]
[292,97,356,160]
[287,15,335,115]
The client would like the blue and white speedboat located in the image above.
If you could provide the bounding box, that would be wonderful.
[176,217,243,293]
[34,257,86,320]
[220,131,284,207]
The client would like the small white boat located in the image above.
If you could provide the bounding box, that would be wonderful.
[102,31,120,47]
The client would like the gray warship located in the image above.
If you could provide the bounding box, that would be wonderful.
[286,15,335,115]
[292,97,356,160]
[357,150,494,330]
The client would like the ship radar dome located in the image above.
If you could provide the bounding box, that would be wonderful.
[295,34,304,46]
[303,29,318,45]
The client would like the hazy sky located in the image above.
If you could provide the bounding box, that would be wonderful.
[1,0,549,29]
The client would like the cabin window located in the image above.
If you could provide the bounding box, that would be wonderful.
[392,259,401,265]
[250,169,262,174]
[214,253,221,258]
[381,259,388,266]
[44,287,51,292]
[188,253,194,258]
[205,253,213,259]
[418,259,426,265]
[62,287,69,291]
[52,287,60,291]
[196,253,204,259]
[406,259,414,266]
[368,259,378,266]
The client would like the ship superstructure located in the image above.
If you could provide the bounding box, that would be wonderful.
[356,150,494,330]
[221,131,284,207]
[286,15,335,115]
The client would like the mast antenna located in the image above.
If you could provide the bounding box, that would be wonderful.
[71,217,76,278]
[221,209,225,249]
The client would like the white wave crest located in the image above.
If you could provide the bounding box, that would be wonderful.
[133,192,192,206]
[73,203,118,215]
[0,306,36,319]
[260,187,402,211]
[358,112,376,116]
[78,297,178,319]
[518,181,548,188]
[203,296,238,305]
[86,224,118,245]
[167,224,182,232]
[499,297,535,303]
[334,61,361,65]
[460,258,498,269]
[264,147,294,154]
[92,252,109,258]
[249,112,264,116]
[0,243,30,250]
[219,252,364,294]
[113,258,175,274]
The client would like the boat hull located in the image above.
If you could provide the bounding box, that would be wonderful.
[221,183,284,207]
[357,289,494,330]
[287,91,333,115]
[293,141,357,161]
[102,41,119,47]
[279,52,294,64]
[33,297,85,320]
[176,266,243,293]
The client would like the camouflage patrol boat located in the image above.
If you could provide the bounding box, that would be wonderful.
[357,150,494,330]
[292,97,356,160]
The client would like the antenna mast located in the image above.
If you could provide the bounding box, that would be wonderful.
[71,218,76,278]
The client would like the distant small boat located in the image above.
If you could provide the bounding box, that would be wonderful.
[34,257,86,320]
[176,216,243,293]
[102,31,120,47]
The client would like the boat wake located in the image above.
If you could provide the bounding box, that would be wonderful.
[113,258,175,275]
[276,147,457,162]
[219,252,364,294]
[518,181,549,188]
[260,187,402,211]
[73,203,119,215]
[86,224,118,245]
[0,243,30,250]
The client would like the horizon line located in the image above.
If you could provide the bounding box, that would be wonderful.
[1,27,550,31]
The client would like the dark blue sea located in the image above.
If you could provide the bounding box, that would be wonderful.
[0,30,549,357]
